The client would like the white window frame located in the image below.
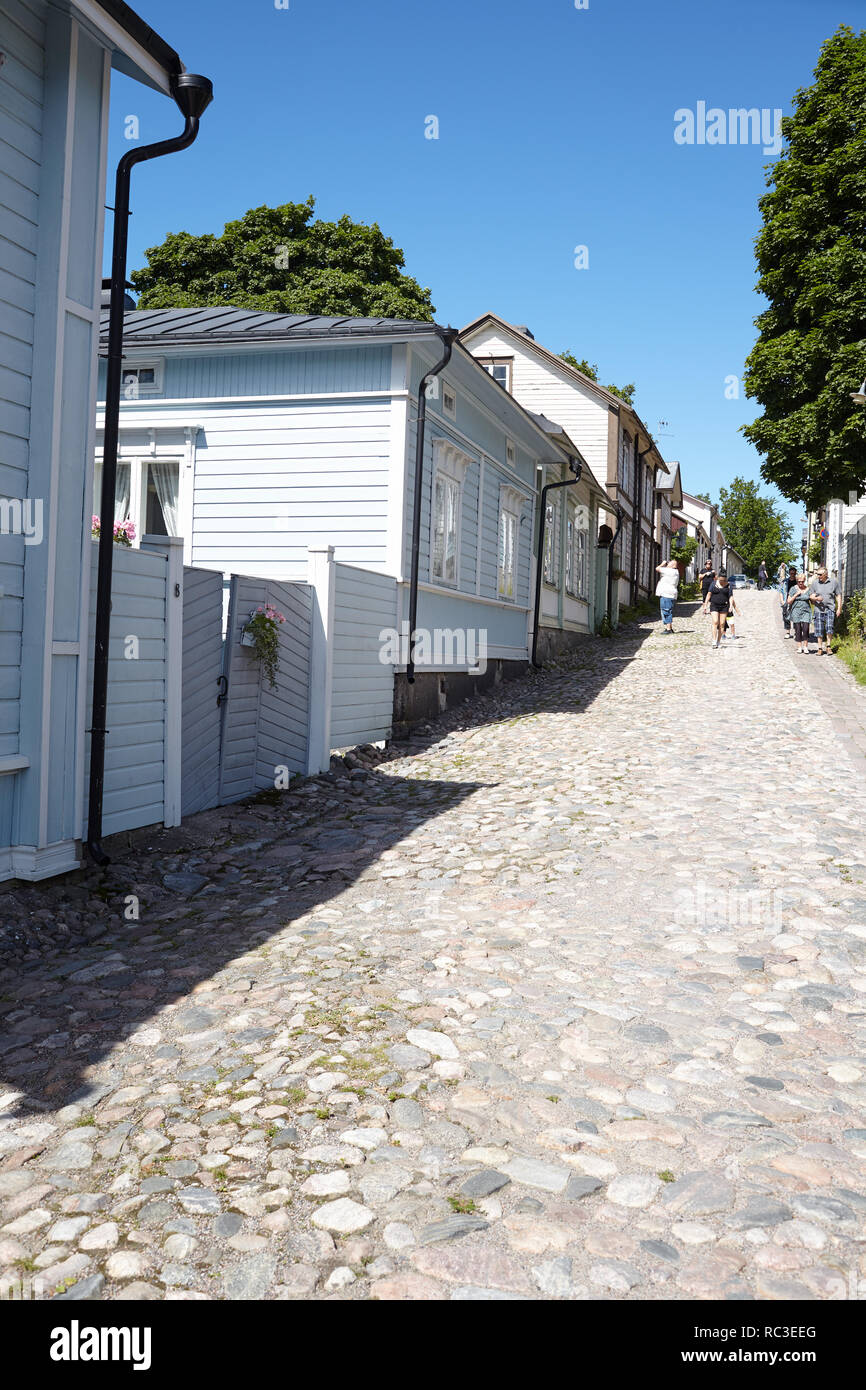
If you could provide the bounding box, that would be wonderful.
[483,358,512,392]
[618,431,632,494]
[119,359,164,398]
[441,380,457,420]
[575,519,589,599]
[94,454,181,544]
[498,485,523,601]
[543,497,557,585]
[430,439,471,589]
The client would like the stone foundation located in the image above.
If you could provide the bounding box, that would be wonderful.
[392,659,529,735]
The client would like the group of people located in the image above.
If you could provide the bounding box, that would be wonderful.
[654,558,741,647]
[654,554,842,656]
[774,560,842,656]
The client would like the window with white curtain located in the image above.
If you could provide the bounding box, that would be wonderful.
[576,525,588,598]
[498,507,517,598]
[543,500,556,583]
[566,508,589,598]
[432,472,460,585]
[94,457,180,540]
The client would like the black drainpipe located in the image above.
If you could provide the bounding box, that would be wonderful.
[87,74,213,865]
[606,503,626,626]
[531,460,582,668]
[406,327,459,683]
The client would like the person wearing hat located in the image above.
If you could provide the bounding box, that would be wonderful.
[807,565,842,655]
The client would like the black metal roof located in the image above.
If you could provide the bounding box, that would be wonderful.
[94,1,183,77]
[99,308,444,346]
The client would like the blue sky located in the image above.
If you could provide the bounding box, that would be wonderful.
[107,0,866,538]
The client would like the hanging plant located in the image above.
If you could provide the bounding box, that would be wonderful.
[242,605,286,689]
[92,516,136,546]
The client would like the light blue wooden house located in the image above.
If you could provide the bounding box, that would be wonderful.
[0,1,204,881]
[96,311,593,725]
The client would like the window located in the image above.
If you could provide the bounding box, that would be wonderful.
[619,518,632,577]
[543,500,556,583]
[566,506,589,598]
[94,456,180,540]
[618,431,632,495]
[575,522,588,598]
[430,439,471,587]
[498,486,523,600]
[640,542,651,592]
[442,382,456,419]
[119,360,163,397]
[483,359,512,392]
[498,509,516,598]
[432,473,460,584]
[506,440,516,469]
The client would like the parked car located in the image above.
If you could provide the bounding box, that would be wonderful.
[728,574,755,589]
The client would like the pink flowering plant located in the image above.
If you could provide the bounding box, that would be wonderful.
[244,604,286,689]
[92,516,136,547]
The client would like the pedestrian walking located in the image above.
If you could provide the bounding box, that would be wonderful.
[807,564,843,656]
[757,561,768,590]
[776,560,788,591]
[654,558,680,633]
[698,561,716,603]
[701,571,740,648]
[785,572,813,653]
[779,565,798,637]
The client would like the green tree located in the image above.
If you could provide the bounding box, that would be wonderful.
[742,25,866,510]
[559,351,636,407]
[670,532,698,569]
[716,477,795,574]
[131,198,435,320]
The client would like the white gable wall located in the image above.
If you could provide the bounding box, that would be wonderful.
[465,328,612,491]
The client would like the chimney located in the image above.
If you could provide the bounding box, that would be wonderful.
[513,325,534,339]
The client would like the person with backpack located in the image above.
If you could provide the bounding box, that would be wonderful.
[701,571,741,648]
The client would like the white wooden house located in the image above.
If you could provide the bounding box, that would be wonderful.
[460,313,671,610]
[96,310,599,724]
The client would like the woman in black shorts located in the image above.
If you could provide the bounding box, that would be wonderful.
[701,572,740,648]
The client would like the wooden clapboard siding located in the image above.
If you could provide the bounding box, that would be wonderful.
[0,0,45,772]
[86,543,167,835]
[189,399,392,573]
[181,565,224,816]
[219,574,312,800]
[331,562,396,748]
[464,326,611,491]
[255,580,312,783]
[163,345,392,402]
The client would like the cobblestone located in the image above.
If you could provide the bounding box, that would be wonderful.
[1,593,865,1301]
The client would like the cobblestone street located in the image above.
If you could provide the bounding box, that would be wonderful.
[2,590,866,1302]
